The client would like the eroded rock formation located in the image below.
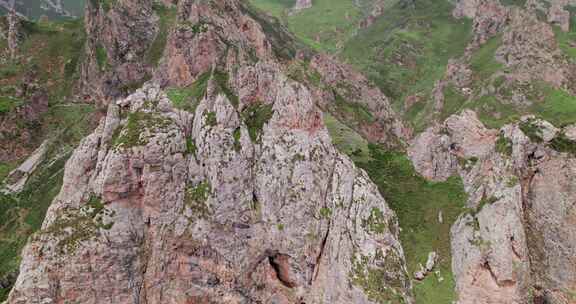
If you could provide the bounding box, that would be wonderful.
[5,1,414,303]
[80,0,159,104]
[410,110,576,304]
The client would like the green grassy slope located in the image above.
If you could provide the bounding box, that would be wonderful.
[251,0,390,52]
[340,0,472,131]
[0,18,96,301]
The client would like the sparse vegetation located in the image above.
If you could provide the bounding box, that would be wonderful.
[340,0,473,131]
[496,133,513,156]
[147,4,177,66]
[469,35,503,80]
[166,72,211,112]
[185,181,212,219]
[519,119,544,143]
[95,43,109,70]
[113,111,171,148]
[356,145,467,304]
[549,132,576,156]
[233,128,242,152]
[205,112,217,127]
[241,102,274,142]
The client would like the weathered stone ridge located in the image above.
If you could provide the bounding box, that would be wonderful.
[6,67,413,303]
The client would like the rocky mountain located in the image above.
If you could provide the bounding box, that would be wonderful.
[1,0,576,303]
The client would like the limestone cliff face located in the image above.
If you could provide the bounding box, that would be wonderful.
[410,110,576,304]
[80,0,159,104]
[5,1,414,303]
[6,76,412,303]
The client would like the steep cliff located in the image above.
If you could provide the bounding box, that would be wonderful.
[3,0,414,303]
[3,0,576,303]
[80,0,160,103]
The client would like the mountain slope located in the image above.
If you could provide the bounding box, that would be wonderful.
[2,1,414,303]
[2,0,576,303]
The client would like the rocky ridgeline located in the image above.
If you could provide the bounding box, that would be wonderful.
[5,78,412,303]
[410,110,576,304]
[4,0,414,303]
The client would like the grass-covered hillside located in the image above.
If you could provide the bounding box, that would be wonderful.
[251,0,393,52]
[0,17,96,301]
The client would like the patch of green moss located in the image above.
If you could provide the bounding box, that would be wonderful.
[184,181,212,219]
[186,138,197,156]
[95,43,109,70]
[519,119,544,143]
[319,207,332,219]
[147,4,177,66]
[166,72,211,112]
[213,70,240,108]
[496,133,513,156]
[473,195,499,216]
[233,128,242,152]
[0,96,24,114]
[205,112,217,127]
[440,85,467,121]
[113,111,172,148]
[241,102,274,142]
[549,132,576,156]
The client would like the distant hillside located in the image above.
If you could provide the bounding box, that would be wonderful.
[0,0,84,20]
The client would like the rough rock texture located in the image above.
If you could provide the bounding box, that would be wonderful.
[497,8,575,91]
[293,0,312,11]
[6,8,21,60]
[80,0,159,104]
[309,54,411,146]
[410,110,576,303]
[0,77,49,163]
[156,0,283,88]
[6,74,413,303]
[4,2,415,298]
[452,0,576,93]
